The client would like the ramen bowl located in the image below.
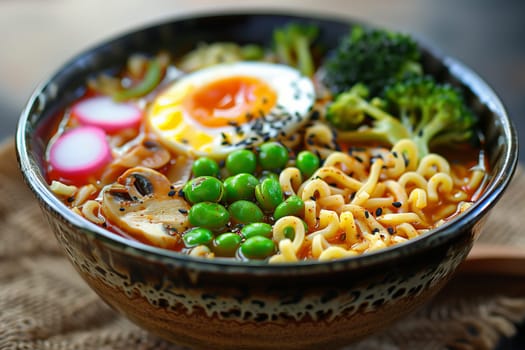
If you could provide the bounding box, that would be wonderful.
[16,12,517,350]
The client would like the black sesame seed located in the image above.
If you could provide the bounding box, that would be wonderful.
[364,211,370,218]
[354,156,363,163]
[310,196,316,201]
[392,201,402,208]
[392,151,398,158]
[375,208,383,216]
[372,228,380,234]
[387,227,395,234]
[178,208,188,214]
[119,207,125,212]
[67,196,75,203]
[168,190,176,197]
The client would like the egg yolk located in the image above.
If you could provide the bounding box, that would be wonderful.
[183,76,277,127]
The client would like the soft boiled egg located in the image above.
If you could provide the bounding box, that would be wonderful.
[147,61,315,158]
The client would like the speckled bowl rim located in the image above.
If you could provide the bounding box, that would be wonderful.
[16,10,518,275]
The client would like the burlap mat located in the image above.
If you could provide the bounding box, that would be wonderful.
[1,137,525,350]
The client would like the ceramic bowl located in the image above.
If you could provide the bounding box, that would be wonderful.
[16,12,518,350]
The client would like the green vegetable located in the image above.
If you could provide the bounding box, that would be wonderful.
[179,42,265,72]
[228,200,264,224]
[240,236,275,260]
[226,150,256,175]
[326,77,477,158]
[183,176,224,204]
[255,177,284,212]
[223,173,259,202]
[273,195,304,220]
[114,59,163,101]
[241,222,273,239]
[258,142,289,171]
[188,202,230,229]
[240,44,265,60]
[322,25,422,96]
[183,227,214,247]
[273,23,319,76]
[296,151,320,178]
[213,232,242,257]
[192,157,219,177]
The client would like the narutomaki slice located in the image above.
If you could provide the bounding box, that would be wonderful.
[71,96,143,133]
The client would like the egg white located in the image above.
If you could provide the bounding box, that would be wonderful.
[147,61,315,159]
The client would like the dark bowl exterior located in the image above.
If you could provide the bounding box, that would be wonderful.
[16,12,517,350]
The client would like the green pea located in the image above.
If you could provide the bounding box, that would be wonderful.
[259,171,279,182]
[192,157,219,177]
[281,220,308,241]
[283,226,295,240]
[223,173,259,202]
[240,236,275,260]
[188,202,230,229]
[241,222,273,239]
[183,176,224,204]
[183,227,214,247]
[273,195,305,220]
[213,232,242,257]
[255,177,284,212]
[226,150,256,175]
[258,142,289,171]
[228,200,264,224]
[296,151,320,178]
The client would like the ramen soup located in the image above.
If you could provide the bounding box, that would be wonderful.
[45,25,487,262]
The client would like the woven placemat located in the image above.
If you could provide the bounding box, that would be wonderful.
[1,137,524,350]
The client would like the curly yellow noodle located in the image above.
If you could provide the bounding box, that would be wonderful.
[398,172,428,192]
[363,197,395,211]
[318,247,358,261]
[311,235,330,259]
[317,194,345,213]
[311,166,362,192]
[306,210,340,240]
[427,173,454,202]
[81,200,105,225]
[370,182,387,198]
[304,123,336,159]
[273,216,305,253]
[299,178,331,201]
[323,152,367,179]
[392,139,419,171]
[71,184,98,207]
[377,213,421,226]
[468,169,485,191]
[417,154,451,179]
[279,167,303,196]
[339,211,359,245]
[408,188,427,210]
[351,158,384,206]
[395,222,419,239]
[384,180,408,211]
[303,200,317,229]
[269,239,298,263]
[432,204,459,222]
[49,180,78,197]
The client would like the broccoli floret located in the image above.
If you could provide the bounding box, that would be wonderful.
[322,25,422,97]
[326,84,410,145]
[327,77,478,158]
[383,76,477,156]
[273,23,319,76]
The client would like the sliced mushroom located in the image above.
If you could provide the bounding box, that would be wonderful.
[114,140,171,169]
[100,139,171,185]
[101,166,190,249]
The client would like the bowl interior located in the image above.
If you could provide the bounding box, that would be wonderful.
[16,12,518,271]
